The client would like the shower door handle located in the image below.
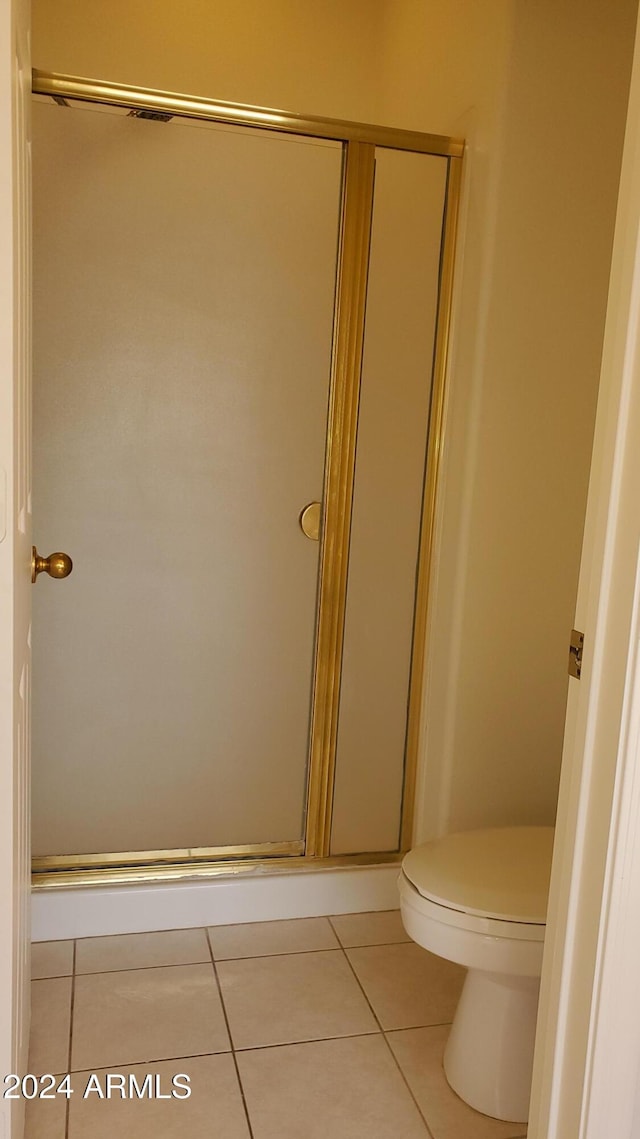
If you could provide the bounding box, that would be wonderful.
[299,502,321,541]
[31,546,73,583]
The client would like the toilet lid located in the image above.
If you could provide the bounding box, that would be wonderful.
[402,826,555,924]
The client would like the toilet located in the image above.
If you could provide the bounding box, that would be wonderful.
[399,826,554,1123]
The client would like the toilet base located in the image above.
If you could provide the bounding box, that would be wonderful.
[443,968,540,1123]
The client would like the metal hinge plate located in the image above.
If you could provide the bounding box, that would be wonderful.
[569,628,584,679]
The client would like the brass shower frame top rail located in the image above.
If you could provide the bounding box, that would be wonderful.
[32,70,464,156]
[30,69,464,888]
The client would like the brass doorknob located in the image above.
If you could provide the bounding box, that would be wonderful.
[31,546,73,583]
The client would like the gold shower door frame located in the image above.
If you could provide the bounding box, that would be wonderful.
[31,70,463,889]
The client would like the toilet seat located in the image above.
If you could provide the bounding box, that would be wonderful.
[402,826,554,924]
[399,873,545,943]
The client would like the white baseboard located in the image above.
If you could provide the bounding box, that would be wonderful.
[31,864,402,941]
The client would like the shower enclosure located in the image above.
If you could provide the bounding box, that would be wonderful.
[30,71,462,886]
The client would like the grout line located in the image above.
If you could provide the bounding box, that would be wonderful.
[200,944,345,963]
[31,972,74,981]
[327,914,345,947]
[71,959,213,978]
[232,1028,380,1053]
[206,941,411,963]
[327,909,401,921]
[65,941,77,1139]
[340,945,436,1137]
[386,1020,454,1032]
[66,1048,234,1075]
[339,944,387,1034]
[214,946,343,964]
[382,1029,436,1139]
[205,928,255,1139]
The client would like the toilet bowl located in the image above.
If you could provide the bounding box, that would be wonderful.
[399,826,554,1123]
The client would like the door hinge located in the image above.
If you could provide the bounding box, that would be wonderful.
[569,629,584,679]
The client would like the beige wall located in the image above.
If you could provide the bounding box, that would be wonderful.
[31,0,385,121]
[407,0,638,836]
[32,0,638,840]
[378,0,513,137]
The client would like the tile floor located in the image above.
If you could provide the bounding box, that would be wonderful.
[26,912,528,1139]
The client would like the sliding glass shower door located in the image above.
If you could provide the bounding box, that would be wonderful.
[31,99,343,859]
[30,73,462,881]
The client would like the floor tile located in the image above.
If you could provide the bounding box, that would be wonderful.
[208,917,339,959]
[24,1091,67,1139]
[75,928,210,974]
[346,942,465,1030]
[330,910,410,948]
[237,1034,431,1138]
[68,1054,250,1139]
[28,978,72,1075]
[217,950,377,1049]
[387,1025,528,1139]
[71,963,229,1070]
[31,941,74,980]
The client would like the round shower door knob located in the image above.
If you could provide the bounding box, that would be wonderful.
[31,546,73,583]
[299,502,321,541]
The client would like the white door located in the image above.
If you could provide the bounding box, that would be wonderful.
[529,15,640,1137]
[0,1,32,1136]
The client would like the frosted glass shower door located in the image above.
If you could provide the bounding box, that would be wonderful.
[31,99,342,858]
[331,148,448,854]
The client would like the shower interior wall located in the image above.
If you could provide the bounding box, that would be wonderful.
[30,0,638,857]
